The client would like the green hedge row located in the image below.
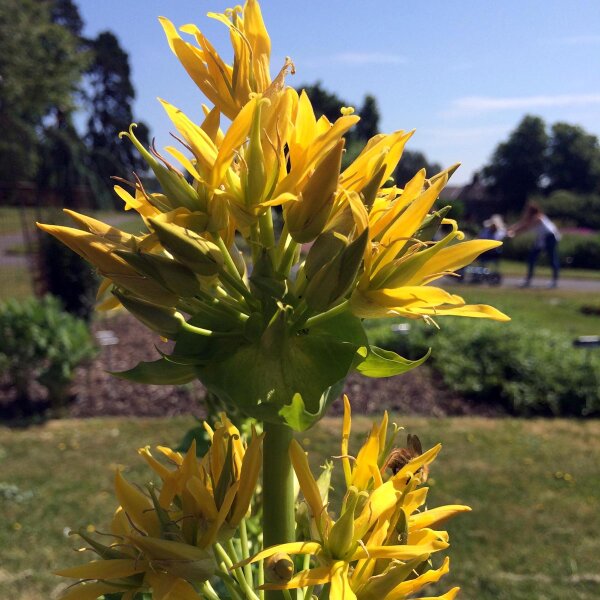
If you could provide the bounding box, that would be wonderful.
[367,319,600,417]
[502,231,600,269]
[537,190,600,230]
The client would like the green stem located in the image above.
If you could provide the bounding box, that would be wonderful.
[215,234,244,282]
[250,223,261,264]
[263,422,296,600]
[258,558,265,600]
[304,300,350,330]
[258,209,276,252]
[201,581,226,600]
[301,554,312,600]
[275,222,289,264]
[278,238,299,277]
[216,541,260,600]
[240,518,254,588]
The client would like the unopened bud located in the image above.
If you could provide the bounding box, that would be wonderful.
[116,250,201,298]
[304,228,368,312]
[113,291,183,339]
[120,124,199,211]
[327,487,359,559]
[265,553,294,583]
[149,219,224,276]
[287,140,344,243]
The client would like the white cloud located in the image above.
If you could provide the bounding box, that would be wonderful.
[446,93,600,115]
[329,52,407,66]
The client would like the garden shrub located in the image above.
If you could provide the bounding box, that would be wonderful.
[38,211,99,322]
[0,295,97,415]
[502,230,600,269]
[368,319,600,416]
[537,190,600,230]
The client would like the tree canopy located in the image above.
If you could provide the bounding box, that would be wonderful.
[85,31,150,184]
[546,122,600,194]
[0,0,87,183]
[482,115,548,212]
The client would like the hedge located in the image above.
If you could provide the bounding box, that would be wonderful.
[367,319,600,417]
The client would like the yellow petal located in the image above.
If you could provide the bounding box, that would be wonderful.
[389,557,450,597]
[230,432,265,525]
[289,440,326,524]
[234,541,322,568]
[417,587,461,600]
[114,470,160,537]
[55,559,147,580]
[259,565,334,590]
[351,424,380,490]
[350,539,448,561]
[329,561,357,600]
[410,505,471,530]
[57,581,131,600]
[212,97,257,188]
[342,395,352,487]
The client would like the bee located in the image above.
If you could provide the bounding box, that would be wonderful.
[382,434,428,482]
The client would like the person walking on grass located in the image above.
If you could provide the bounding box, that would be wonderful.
[508,201,561,288]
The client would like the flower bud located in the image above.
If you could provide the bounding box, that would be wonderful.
[113,291,183,339]
[149,219,224,276]
[304,228,368,312]
[265,553,294,583]
[116,250,202,298]
[120,124,199,211]
[243,100,268,207]
[327,486,359,559]
[286,139,344,243]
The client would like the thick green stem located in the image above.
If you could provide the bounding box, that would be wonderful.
[263,422,296,600]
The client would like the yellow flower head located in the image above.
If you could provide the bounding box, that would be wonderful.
[56,414,263,599]
[37,0,508,430]
[235,398,469,599]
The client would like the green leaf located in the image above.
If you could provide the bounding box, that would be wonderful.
[356,345,431,378]
[279,383,345,432]
[111,358,197,385]
[196,312,367,430]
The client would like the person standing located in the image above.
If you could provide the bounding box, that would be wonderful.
[508,202,561,288]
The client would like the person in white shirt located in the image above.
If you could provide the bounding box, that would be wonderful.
[508,202,561,288]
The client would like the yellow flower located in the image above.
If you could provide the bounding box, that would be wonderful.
[160,0,271,120]
[236,401,467,599]
[346,168,510,323]
[56,414,263,599]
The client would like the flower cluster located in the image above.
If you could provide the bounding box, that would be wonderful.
[38,0,508,431]
[57,404,464,600]
[237,397,465,599]
[56,415,263,599]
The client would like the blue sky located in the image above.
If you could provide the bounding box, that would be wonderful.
[78,0,600,184]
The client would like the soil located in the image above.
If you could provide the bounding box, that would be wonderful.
[0,314,505,421]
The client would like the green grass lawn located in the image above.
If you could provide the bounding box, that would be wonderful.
[1,416,599,599]
[0,265,33,301]
[501,259,600,281]
[458,286,600,337]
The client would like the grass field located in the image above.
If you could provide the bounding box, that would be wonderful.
[457,285,600,337]
[501,259,600,281]
[1,416,599,599]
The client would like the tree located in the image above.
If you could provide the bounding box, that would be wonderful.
[355,94,380,141]
[85,31,150,186]
[482,115,548,212]
[0,0,86,184]
[50,0,84,36]
[546,122,600,193]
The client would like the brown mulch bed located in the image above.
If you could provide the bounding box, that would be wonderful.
[0,314,504,420]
